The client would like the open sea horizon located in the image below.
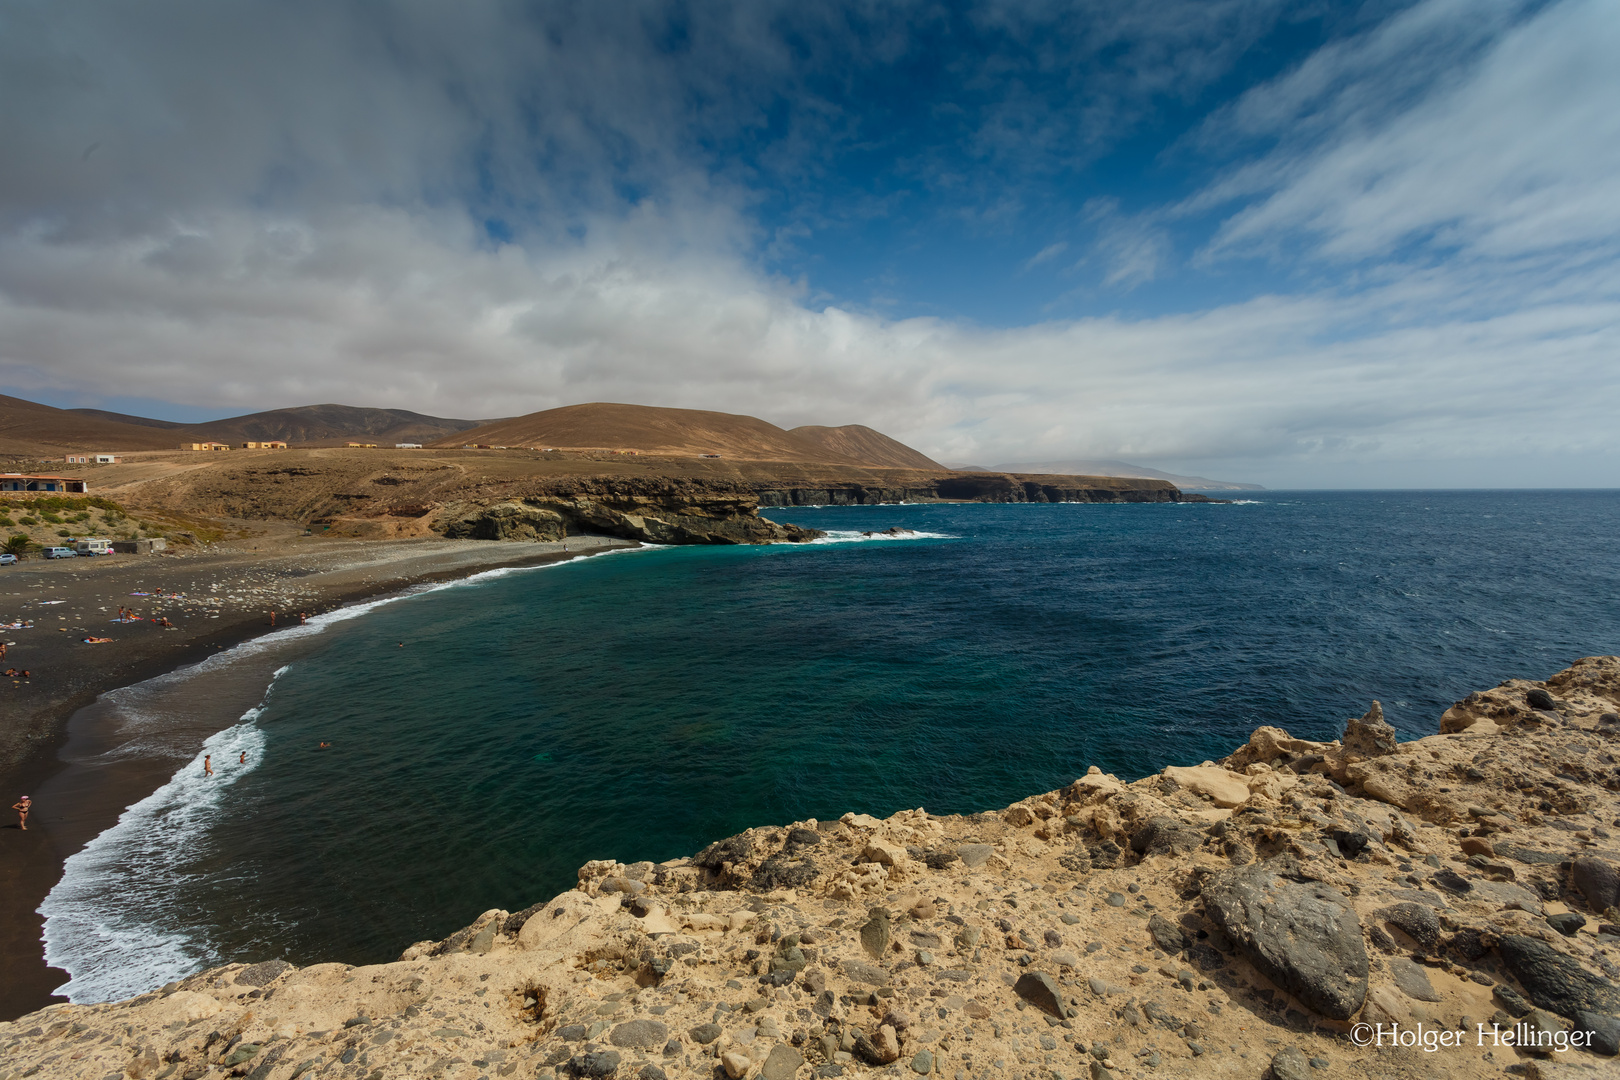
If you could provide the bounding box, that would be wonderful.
[39,490,1620,1003]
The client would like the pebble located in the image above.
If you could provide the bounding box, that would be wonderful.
[1105,893,1127,907]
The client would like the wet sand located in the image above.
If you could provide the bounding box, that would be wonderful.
[0,534,636,1020]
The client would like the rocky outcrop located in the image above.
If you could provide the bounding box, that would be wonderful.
[7,659,1620,1078]
[442,493,820,545]
[753,472,1217,507]
[1202,859,1369,1020]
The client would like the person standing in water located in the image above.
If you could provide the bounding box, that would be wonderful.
[203,754,213,777]
[238,751,246,765]
[12,795,29,831]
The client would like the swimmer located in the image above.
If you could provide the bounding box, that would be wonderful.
[318,741,330,749]
[11,795,28,831]
[203,754,213,777]
[238,751,247,765]
[299,612,308,624]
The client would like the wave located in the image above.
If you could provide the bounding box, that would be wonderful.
[40,698,274,1003]
[805,530,956,545]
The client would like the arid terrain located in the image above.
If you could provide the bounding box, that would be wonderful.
[3,660,1618,1079]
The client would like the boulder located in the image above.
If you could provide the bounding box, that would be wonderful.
[1498,936,1620,1020]
[609,1020,668,1048]
[1147,913,1189,955]
[1129,816,1205,857]
[1269,1046,1312,1080]
[1013,972,1066,1018]
[1376,902,1440,951]
[1202,859,1369,1020]
[1573,858,1620,912]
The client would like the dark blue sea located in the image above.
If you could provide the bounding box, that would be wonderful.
[41,491,1620,1000]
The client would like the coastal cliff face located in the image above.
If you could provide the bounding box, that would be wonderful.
[440,492,820,546]
[753,474,1199,508]
[16,664,1615,1080]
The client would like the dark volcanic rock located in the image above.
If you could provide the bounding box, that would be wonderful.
[1147,914,1189,955]
[1573,858,1620,912]
[1526,687,1557,711]
[1547,912,1586,936]
[1498,935,1620,1020]
[688,1024,721,1045]
[1376,902,1441,951]
[569,1051,622,1078]
[609,1020,668,1048]
[1130,816,1204,858]
[1329,830,1370,858]
[1013,972,1066,1018]
[1575,1011,1620,1056]
[1202,860,1369,1020]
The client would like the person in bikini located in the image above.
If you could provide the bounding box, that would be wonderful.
[12,795,29,831]
[203,754,213,777]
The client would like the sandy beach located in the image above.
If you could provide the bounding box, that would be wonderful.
[0,533,638,1021]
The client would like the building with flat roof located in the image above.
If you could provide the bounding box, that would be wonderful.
[1,474,89,493]
[241,441,287,449]
[181,442,231,451]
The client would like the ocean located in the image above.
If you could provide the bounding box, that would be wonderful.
[40,491,1620,1002]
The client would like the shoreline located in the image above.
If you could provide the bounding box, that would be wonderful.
[1,658,1617,1078]
[0,535,641,1022]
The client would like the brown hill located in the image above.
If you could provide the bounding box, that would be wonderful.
[67,408,188,430]
[790,424,943,470]
[435,403,879,464]
[0,395,185,455]
[183,404,487,447]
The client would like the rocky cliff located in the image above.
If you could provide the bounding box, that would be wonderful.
[14,663,1617,1080]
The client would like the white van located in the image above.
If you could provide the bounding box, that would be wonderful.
[74,538,114,556]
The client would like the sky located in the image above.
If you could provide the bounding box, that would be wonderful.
[1,0,1617,487]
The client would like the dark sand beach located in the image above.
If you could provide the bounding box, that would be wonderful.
[0,534,636,1021]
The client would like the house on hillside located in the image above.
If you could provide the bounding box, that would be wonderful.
[394,443,422,449]
[241,441,287,449]
[1,474,89,493]
[94,454,122,464]
[346,442,379,448]
[64,454,89,464]
[181,442,231,451]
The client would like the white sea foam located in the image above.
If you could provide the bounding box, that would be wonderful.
[805,529,956,544]
[40,705,272,1003]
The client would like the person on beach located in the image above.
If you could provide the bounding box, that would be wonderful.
[203,754,213,777]
[269,610,276,626]
[299,612,307,624]
[11,795,28,830]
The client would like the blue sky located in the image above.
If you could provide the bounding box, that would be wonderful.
[1,0,1617,486]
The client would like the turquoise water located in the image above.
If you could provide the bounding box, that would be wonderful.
[43,492,1620,1000]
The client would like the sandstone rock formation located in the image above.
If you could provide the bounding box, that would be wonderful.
[6,659,1620,1078]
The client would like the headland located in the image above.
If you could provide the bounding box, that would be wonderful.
[3,658,1617,1078]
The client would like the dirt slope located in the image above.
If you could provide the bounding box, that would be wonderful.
[790,425,943,470]
[434,403,868,463]
[0,395,184,455]
[183,405,488,447]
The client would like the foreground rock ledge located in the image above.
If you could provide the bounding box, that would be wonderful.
[7,659,1620,1080]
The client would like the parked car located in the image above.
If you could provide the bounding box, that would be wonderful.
[0,553,16,565]
[43,546,77,559]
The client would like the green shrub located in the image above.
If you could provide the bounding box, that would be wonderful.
[20,516,38,526]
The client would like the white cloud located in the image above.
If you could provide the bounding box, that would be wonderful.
[1,0,1617,487]
[1197,0,1620,267]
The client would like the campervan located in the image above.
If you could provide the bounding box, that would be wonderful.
[74,538,114,556]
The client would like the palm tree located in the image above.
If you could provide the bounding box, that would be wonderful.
[3,534,32,559]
